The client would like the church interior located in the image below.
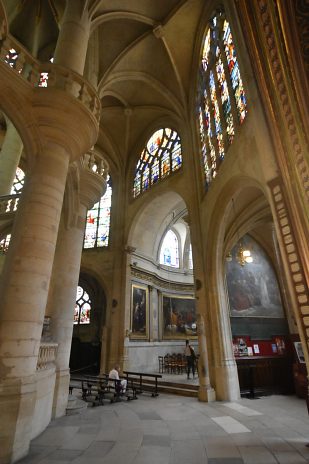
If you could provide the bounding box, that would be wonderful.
[0,0,308,462]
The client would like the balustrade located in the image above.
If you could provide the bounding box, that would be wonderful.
[0,35,101,122]
[0,194,20,217]
[36,343,58,370]
[82,152,109,179]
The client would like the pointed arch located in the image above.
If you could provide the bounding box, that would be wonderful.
[133,127,182,198]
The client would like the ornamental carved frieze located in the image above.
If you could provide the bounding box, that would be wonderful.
[268,178,309,345]
[131,266,194,293]
[256,0,309,202]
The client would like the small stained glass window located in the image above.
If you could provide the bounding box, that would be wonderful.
[5,48,18,69]
[10,167,25,194]
[0,234,11,254]
[133,128,182,198]
[159,230,179,268]
[197,8,247,190]
[74,285,91,324]
[83,175,112,248]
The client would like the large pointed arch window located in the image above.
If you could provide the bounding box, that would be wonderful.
[159,229,180,268]
[133,128,182,198]
[83,175,112,248]
[197,9,247,190]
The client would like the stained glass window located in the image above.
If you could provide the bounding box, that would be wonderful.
[0,234,11,254]
[159,229,179,268]
[83,175,112,248]
[10,167,25,194]
[133,128,182,198]
[223,20,247,124]
[5,48,19,69]
[74,285,91,324]
[197,9,247,190]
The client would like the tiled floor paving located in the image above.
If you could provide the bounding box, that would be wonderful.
[19,394,309,464]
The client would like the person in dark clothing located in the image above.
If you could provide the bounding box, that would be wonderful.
[184,339,196,379]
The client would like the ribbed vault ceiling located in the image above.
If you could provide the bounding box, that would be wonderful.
[3,0,206,167]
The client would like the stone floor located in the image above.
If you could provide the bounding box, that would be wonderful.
[20,394,309,464]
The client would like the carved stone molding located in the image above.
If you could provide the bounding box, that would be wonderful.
[269,178,309,344]
[131,267,194,293]
[256,0,309,201]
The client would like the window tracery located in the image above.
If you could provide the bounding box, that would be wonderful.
[198,9,247,190]
[74,285,91,324]
[83,175,112,248]
[133,128,182,198]
[159,229,180,268]
[10,167,25,194]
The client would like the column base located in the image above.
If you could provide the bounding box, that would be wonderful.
[198,385,216,402]
[0,376,36,464]
[214,361,240,401]
[52,369,70,418]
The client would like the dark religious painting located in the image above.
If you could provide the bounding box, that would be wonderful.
[162,294,197,339]
[226,235,284,318]
[130,284,148,339]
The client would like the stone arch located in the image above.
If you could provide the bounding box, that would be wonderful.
[70,271,107,375]
[127,189,188,260]
[204,175,292,400]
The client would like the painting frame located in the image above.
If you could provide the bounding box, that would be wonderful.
[130,283,149,340]
[161,293,197,340]
[294,341,305,364]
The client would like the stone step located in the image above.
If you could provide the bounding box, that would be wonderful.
[66,395,88,415]
[132,379,199,398]
[157,383,198,397]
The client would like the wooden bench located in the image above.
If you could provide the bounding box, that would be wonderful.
[70,375,110,405]
[123,371,162,397]
[70,374,137,406]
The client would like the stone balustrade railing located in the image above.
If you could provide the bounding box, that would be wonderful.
[36,342,58,371]
[0,35,101,123]
[0,194,20,217]
[82,152,109,179]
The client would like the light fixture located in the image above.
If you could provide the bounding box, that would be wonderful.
[227,199,253,266]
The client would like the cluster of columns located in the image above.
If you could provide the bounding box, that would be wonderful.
[0,2,105,463]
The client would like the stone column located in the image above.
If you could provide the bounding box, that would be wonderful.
[210,275,240,401]
[54,0,90,74]
[85,28,99,88]
[0,142,70,464]
[0,119,23,195]
[48,154,107,418]
[197,314,216,402]
[0,2,94,459]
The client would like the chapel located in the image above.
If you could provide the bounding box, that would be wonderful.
[0,1,308,463]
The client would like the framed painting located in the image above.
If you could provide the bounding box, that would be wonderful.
[130,284,149,339]
[226,235,285,318]
[161,294,197,339]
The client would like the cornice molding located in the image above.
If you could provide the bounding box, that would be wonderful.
[131,266,194,293]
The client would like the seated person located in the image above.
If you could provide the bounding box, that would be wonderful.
[108,364,127,393]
